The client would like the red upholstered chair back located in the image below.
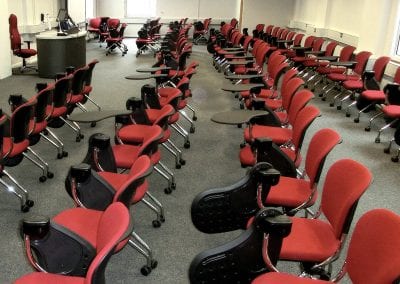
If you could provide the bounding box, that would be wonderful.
[393,66,400,84]
[271,26,280,37]
[89,18,101,29]
[292,33,304,46]
[265,25,274,35]
[153,104,175,131]
[286,31,296,41]
[320,159,372,239]
[281,68,298,87]
[312,38,324,52]
[303,36,315,48]
[346,209,400,284]
[84,59,100,88]
[230,18,238,29]
[114,155,153,206]
[107,18,120,29]
[353,51,372,75]
[281,77,305,121]
[324,41,338,56]
[255,24,265,33]
[287,87,313,127]
[339,45,356,61]
[279,29,289,40]
[136,125,163,158]
[372,56,391,82]
[86,202,131,283]
[304,128,341,185]
[9,14,21,52]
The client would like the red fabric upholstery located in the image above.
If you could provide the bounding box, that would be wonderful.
[239,145,256,166]
[266,177,316,208]
[342,80,363,90]
[361,90,385,101]
[30,120,47,134]
[279,217,340,262]
[53,208,101,248]
[252,272,327,284]
[14,273,85,284]
[382,105,400,117]
[113,144,140,168]
[49,106,67,117]
[244,125,292,144]
[3,138,29,157]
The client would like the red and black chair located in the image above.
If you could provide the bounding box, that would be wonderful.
[81,59,102,112]
[193,18,212,45]
[106,23,128,56]
[9,14,37,73]
[87,17,101,40]
[189,159,372,283]
[15,202,133,283]
[252,208,400,284]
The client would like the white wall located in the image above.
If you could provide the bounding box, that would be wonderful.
[241,0,295,32]
[0,0,12,79]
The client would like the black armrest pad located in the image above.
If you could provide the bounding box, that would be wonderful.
[115,114,131,124]
[22,216,50,239]
[90,133,111,149]
[255,209,292,237]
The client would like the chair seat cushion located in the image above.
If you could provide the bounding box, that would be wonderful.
[112,144,140,169]
[68,94,84,104]
[83,85,92,94]
[280,217,340,262]
[16,48,37,58]
[266,176,316,208]
[316,66,346,75]
[3,137,29,157]
[383,105,400,117]
[30,120,47,134]
[53,207,102,248]
[244,125,292,145]
[98,171,149,203]
[361,90,385,101]
[264,98,282,110]
[253,272,327,284]
[328,73,360,82]
[239,145,256,167]
[118,124,170,144]
[14,272,85,284]
[343,80,363,90]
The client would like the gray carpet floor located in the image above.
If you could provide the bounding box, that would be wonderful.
[0,38,399,283]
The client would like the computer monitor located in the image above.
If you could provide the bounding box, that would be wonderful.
[57,8,68,22]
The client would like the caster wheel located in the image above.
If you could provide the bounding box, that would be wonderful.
[39,176,47,183]
[354,118,359,123]
[329,103,334,107]
[336,106,342,110]
[321,97,326,101]
[171,183,176,190]
[57,153,63,159]
[365,127,371,132]
[175,164,181,169]
[152,220,161,228]
[47,172,54,179]
[235,94,239,98]
[239,104,244,109]
[26,200,34,207]
[43,129,49,135]
[184,141,190,149]
[76,137,81,142]
[345,113,350,117]
[318,93,323,97]
[241,164,247,168]
[90,122,96,127]
[63,151,68,157]
[311,88,315,92]
[193,116,197,121]
[391,157,399,162]
[140,266,152,276]
[179,159,186,165]
[21,205,30,213]
[160,215,165,222]
[190,127,195,133]
[240,143,246,149]
[151,260,158,269]
[80,134,84,139]
[375,138,381,143]
[164,187,172,194]
[384,148,390,154]
[237,124,242,128]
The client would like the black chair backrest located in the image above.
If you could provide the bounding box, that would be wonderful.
[35,85,54,123]
[53,74,72,108]
[84,60,99,87]
[385,83,400,105]
[0,111,6,164]
[11,99,36,143]
[71,66,89,96]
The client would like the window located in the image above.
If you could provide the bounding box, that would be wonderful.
[126,0,156,18]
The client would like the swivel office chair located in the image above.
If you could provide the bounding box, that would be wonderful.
[9,14,37,73]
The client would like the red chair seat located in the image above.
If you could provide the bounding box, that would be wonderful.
[275,112,287,124]
[52,207,101,248]
[328,73,360,82]
[3,137,29,157]
[49,105,67,117]
[383,105,400,117]
[145,109,160,123]
[266,177,316,208]
[83,85,92,94]
[16,49,37,58]
[239,145,256,166]
[98,171,149,203]
[264,98,282,110]
[280,217,340,262]
[316,66,346,75]
[178,100,187,109]
[30,120,47,134]
[113,144,140,168]
[342,80,363,90]
[169,112,179,124]
[244,125,292,144]
[362,90,385,101]
[253,271,327,284]
[118,124,170,144]
[14,272,85,284]
[68,94,84,104]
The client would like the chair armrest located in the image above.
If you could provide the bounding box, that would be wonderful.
[315,56,339,62]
